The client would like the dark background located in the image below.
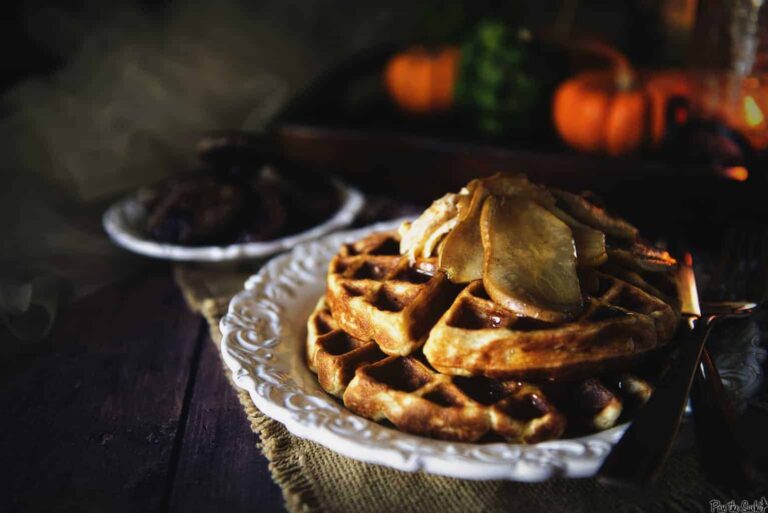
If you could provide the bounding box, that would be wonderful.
[0,0,671,94]
[0,0,764,296]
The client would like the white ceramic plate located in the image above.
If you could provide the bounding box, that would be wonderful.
[219,220,627,481]
[103,179,364,262]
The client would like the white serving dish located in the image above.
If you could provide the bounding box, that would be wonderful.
[103,179,364,262]
[219,220,627,481]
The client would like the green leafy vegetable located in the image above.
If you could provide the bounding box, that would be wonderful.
[455,20,540,134]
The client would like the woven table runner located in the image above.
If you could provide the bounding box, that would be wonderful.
[173,262,762,513]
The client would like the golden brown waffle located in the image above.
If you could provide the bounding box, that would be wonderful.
[345,356,566,443]
[326,231,679,381]
[326,231,460,356]
[306,298,655,443]
[423,272,679,381]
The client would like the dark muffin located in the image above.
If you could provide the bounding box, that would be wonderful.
[143,176,246,245]
[141,164,340,246]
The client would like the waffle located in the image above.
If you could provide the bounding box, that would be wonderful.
[306,298,655,443]
[326,231,679,381]
[326,231,461,356]
[423,272,678,380]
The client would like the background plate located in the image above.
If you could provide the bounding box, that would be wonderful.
[103,179,364,262]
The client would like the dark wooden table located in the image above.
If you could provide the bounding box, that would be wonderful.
[0,270,286,513]
[2,230,768,513]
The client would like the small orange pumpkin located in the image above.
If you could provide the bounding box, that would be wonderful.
[554,69,646,156]
[384,46,461,114]
[553,43,692,156]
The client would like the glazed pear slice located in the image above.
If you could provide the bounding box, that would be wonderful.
[439,185,488,283]
[608,242,677,273]
[547,206,607,268]
[480,173,556,208]
[553,189,639,241]
[439,174,558,283]
[480,196,583,322]
[398,192,459,260]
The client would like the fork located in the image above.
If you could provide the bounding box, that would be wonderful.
[597,227,767,487]
[690,228,768,485]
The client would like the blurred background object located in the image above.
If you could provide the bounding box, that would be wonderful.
[0,0,422,307]
[0,0,766,342]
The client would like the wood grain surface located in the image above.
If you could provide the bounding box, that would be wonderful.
[0,272,284,513]
[168,331,283,512]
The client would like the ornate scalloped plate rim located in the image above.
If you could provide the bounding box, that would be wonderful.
[103,178,364,262]
[220,220,627,481]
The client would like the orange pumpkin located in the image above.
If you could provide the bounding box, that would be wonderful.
[553,43,692,156]
[384,46,461,114]
[554,70,645,156]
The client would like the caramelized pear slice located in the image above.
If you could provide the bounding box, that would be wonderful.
[439,185,488,283]
[608,242,677,273]
[398,192,460,261]
[553,189,639,241]
[479,173,556,208]
[547,206,607,268]
[455,186,474,220]
[480,196,583,322]
[630,241,677,269]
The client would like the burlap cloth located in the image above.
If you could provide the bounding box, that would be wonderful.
[173,262,766,513]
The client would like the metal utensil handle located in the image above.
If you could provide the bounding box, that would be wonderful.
[597,317,713,486]
[691,347,756,485]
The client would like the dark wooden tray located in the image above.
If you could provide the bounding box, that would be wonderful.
[263,45,765,247]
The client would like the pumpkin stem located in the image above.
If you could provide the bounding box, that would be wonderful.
[574,39,635,90]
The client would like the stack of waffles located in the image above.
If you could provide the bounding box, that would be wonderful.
[306,230,680,443]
